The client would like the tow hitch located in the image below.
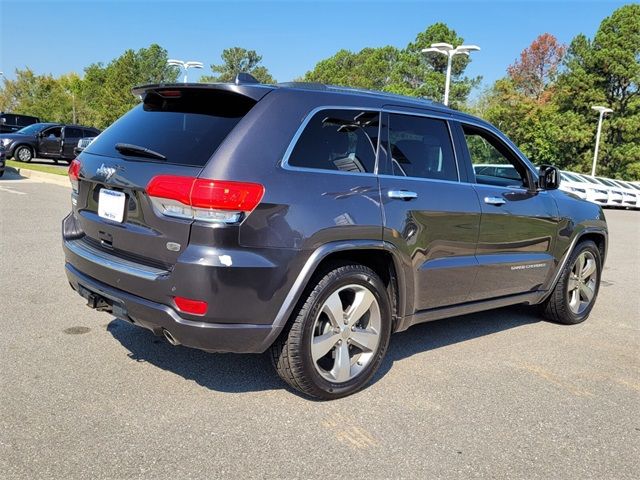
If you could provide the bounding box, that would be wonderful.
[86,293,112,312]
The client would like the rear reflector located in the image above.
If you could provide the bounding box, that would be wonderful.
[146,175,264,224]
[174,296,208,316]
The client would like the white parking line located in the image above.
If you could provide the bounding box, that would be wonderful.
[0,185,27,195]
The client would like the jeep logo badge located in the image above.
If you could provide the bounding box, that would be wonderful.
[96,163,117,181]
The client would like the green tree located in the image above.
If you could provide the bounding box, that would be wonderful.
[475,5,639,180]
[304,23,481,108]
[202,47,276,83]
[554,4,640,179]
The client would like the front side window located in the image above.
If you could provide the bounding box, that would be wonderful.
[387,114,457,181]
[287,109,379,173]
[43,127,62,139]
[463,125,529,188]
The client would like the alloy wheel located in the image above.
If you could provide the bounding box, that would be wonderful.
[567,251,598,315]
[311,284,381,383]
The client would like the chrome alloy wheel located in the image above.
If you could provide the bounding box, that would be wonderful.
[17,147,32,162]
[567,251,598,315]
[311,284,381,383]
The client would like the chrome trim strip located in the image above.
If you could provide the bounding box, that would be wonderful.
[64,238,169,281]
[281,104,466,184]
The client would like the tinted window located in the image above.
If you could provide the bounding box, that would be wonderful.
[288,109,379,173]
[463,125,528,187]
[43,127,62,138]
[16,115,38,126]
[65,127,82,138]
[388,114,457,181]
[86,89,257,166]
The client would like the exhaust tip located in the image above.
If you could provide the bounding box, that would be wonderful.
[162,328,180,346]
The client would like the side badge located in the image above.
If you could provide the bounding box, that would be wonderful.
[166,242,181,252]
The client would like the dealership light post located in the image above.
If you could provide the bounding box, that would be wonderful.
[591,106,613,176]
[421,43,480,106]
[167,59,204,83]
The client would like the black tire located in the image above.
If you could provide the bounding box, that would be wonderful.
[541,240,602,325]
[270,263,392,399]
[14,145,33,163]
[0,170,4,178]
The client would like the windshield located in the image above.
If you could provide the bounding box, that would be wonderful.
[563,172,584,183]
[597,178,617,187]
[16,123,49,135]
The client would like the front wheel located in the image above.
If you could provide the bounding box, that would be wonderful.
[14,146,33,163]
[271,264,392,399]
[541,240,602,325]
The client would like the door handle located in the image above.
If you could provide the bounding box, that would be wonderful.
[388,190,418,200]
[484,196,506,206]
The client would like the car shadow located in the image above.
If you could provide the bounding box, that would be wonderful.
[106,304,541,398]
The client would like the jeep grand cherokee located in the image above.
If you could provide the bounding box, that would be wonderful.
[62,81,607,399]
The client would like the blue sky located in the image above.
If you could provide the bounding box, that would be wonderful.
[0,0,628,96]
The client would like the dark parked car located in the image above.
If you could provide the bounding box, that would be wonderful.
[62,81,608,399]
[0,144,6,177]
[0,112,41,133]
[0,122,101,163]
[74,136,97,156]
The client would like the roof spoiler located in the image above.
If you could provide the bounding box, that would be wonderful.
[132,82,273,102]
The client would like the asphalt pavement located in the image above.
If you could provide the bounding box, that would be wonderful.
[1,171,638,479]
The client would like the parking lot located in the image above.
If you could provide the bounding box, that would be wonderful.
[1,171,638,479]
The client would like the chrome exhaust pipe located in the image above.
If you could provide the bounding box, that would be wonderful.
[162,328,180,346]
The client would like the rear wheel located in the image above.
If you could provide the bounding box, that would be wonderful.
[271,264,392,399]
[541,240,601,325]
[15,146,33,163]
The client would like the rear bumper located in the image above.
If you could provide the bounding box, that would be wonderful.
[65,263,277,353]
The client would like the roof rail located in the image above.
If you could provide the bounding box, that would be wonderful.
[276,81,327,90]
[235,73,260,85]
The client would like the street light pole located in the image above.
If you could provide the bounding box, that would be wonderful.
[421,43,480,106]
[167,59,204,83]
[591,106,613,176]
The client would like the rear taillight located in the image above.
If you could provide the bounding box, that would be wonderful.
[174,296,208,316]
[68,159,81,195]
[146,175,264,224]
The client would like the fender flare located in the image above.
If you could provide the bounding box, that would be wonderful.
[255,239,412,352]
[542,226,608,301]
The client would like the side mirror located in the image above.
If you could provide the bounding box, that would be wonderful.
[538,165,560,190]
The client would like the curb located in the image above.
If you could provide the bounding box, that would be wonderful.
[6,166,70,188]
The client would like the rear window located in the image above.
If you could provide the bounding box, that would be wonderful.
[85,89,257,166]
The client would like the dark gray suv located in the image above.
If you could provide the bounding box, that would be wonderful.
[62,82,607,399]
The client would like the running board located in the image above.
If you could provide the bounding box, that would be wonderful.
[399,291,545,331]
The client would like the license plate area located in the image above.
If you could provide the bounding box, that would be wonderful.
[98,188,126,223]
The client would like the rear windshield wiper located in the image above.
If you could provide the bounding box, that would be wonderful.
[115,143,166,161]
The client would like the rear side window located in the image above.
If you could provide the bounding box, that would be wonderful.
[65,127,82,138]
[287,109,379,173]
[86,89,257,166]
[388,114,457,181]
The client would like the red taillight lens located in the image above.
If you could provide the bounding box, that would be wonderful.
[68,159,81,182]
[190,179,265,211]
[146,175,193,205]
[174,296,208,316]
[146,175,264,223]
